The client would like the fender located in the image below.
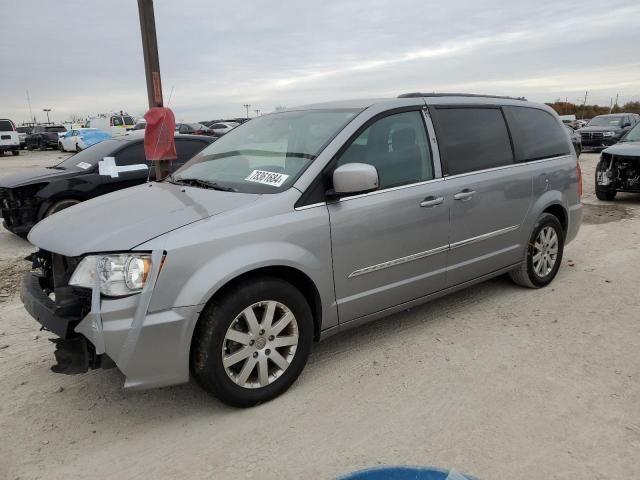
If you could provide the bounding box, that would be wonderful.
[149,240,338,331]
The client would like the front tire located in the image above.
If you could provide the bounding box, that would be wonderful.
[59,142,65,152]
[44,199,81,217]
[509,213,564,288]
[191,276,313,407]
[596,189,617,201]
[39,140,46,151]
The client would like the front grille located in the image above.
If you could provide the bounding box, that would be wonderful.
[581,132,604,140]
[32,250,92,317]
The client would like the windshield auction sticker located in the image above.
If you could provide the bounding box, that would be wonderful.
[245,170,289,187]
[76,162,92,170]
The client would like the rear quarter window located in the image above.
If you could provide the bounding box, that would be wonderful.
[505,106,570,162]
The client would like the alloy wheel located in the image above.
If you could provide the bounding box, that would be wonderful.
[221,300,299,389]
[532,226,559,277]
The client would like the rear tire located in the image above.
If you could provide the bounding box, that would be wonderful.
[191,276,313,407]
[12,150,19,156]
[59,143,65,152]
[39,140,46,151]
[509,213,564,289]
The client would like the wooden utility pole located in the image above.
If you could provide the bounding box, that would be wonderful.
[138,0,163,108]
[137,0,170,179]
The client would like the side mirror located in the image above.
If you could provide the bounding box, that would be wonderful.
[332,163,379,195]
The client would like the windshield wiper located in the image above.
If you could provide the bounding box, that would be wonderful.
[169,177,236,192]
[47,165,66,170]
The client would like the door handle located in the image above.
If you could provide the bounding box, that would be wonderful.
[453,189,476,201]
[420,196,444,207]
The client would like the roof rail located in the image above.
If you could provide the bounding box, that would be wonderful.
[398,92,527,101]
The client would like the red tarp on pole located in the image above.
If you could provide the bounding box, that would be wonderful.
[144,107,177,161]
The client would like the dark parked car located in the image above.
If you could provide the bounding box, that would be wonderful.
[577,113,639,151]
[26,125,68,150]
[0,134,213,237]
[16,126,32,149]
[595,121,640,201]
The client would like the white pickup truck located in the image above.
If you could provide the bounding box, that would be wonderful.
[0,119,21,156]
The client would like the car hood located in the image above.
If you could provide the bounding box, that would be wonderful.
[579,125,621,133]
[0,167,77,189]
[602,141,640,156]
[28,182,260,256]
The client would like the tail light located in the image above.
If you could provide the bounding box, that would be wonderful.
[576,162,583,197]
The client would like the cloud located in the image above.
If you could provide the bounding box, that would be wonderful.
[1,0,638,123]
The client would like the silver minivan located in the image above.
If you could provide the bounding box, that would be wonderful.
[22,94,583,407]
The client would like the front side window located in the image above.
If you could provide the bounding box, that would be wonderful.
[173,109,359,193]
[434,107,514,175]
[111,116,124,127]
[337,111,434,189]
[507,106,570,161]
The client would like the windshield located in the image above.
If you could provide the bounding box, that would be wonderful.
[621,123,640,142]
[172,109,359,193]
[55,139,123,169]
[588,116,624,127]
[46,126,67,132]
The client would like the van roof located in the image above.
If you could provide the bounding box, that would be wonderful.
[290,93,542,112]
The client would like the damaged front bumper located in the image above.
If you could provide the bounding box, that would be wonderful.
[20,250,202,390]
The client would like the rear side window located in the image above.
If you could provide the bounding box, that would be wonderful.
[506,107,570,161]
[433,107,514,175]
[0,120,14,131]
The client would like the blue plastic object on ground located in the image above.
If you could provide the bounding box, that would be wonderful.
[338,466,475,480]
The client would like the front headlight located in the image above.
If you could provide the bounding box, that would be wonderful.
[603,131,616,137]
[69,253,154,296]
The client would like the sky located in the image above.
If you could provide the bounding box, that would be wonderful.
[1,0,639,124]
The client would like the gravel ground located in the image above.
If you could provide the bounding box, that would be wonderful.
[0,151,638,480]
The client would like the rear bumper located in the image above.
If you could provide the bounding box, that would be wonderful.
[566,203,583,245]
[0,144,20,151]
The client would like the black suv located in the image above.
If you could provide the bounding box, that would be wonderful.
[26,125,68,150]
[578,113,639,150]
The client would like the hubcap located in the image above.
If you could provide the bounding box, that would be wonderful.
[222,301,299,389]
[532,226,559,278]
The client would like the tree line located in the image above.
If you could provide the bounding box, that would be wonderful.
[547,100,640,119]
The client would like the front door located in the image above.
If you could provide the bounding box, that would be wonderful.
[328,110,450,322]
[430,106,533,286]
